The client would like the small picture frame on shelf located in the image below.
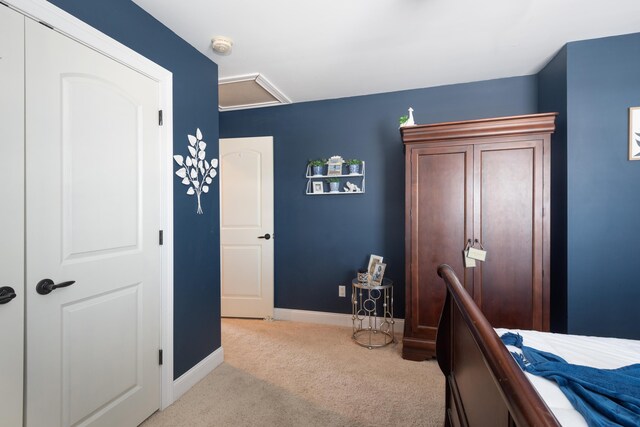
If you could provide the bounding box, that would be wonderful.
[327,163,342,176]
[367,254,383,276]
[370,262,386,286]
[312,181,324,194]
[326,155,344,176]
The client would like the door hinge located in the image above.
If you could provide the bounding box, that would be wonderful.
[158,110,163,126]
[159,349,163,365]
[159,230,164,245]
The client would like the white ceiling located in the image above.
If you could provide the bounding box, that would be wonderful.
[132,0,640,104]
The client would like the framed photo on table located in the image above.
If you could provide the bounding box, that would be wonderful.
[367,254,383,277]
[370,262,386,286]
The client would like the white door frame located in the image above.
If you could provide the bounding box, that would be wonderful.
[5,0,176,409]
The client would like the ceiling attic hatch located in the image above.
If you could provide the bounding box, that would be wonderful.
[219,74,291,111]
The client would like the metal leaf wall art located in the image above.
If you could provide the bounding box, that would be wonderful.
[174,128,218,214]
[630,107,640,160]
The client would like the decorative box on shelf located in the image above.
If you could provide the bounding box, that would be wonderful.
[305,160,365,195]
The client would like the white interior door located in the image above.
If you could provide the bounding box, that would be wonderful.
[0,6,24,427]
[25,17,162,427]
[220,137,274,318]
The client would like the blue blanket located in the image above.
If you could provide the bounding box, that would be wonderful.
[500,332,640,427]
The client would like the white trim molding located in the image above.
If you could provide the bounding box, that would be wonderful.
[5,0,176,410]
[172,347,224,402]
[274,308,405,333]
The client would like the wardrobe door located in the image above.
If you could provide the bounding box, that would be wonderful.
[0,6,24,427]
[473,139,546,330]
[403,144,473,360]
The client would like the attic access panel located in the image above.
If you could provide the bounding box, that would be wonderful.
[219,74,290,111]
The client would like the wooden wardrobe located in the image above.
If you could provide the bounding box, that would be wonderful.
[401,113,556,361]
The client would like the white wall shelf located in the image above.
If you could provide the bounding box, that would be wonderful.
[305,161,365,195]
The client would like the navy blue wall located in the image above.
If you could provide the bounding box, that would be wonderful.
[48,0,640,362]
[49,0,221,378]
[220,76,538,318]
[566,33,640,339]
[538,46,568,333]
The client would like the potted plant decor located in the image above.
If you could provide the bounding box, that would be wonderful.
[345,159,362,174]
[325,177,340,193]
[308,159,326,176]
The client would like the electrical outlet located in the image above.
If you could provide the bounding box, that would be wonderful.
[338,285,346,297]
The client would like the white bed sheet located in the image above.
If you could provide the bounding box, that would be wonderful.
[494,328,640,426]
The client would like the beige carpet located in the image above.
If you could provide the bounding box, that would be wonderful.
[142,319,445,426]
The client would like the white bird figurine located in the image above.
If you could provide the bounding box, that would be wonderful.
[406,107,415,126]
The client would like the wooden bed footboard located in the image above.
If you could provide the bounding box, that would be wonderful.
[436,264,561,427]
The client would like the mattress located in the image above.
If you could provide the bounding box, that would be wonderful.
[494,328,640,426]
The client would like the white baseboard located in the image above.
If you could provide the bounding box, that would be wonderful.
[172,346,224,402]
[274,308,404,332]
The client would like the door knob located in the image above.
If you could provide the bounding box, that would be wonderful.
[36,279,76,295]
[257,233,271,240]
[0,286,16,304]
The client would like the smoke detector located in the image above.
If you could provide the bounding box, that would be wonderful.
[211,36,233,55]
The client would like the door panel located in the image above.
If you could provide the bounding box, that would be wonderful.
[25,18,161,427]
[410,145,473,339]
[63,285,142,425]
[221,149,263,227]
[0,6,24,427]
[222,246,263,296]
[220,137,274,318]
[62,75,140,257]
[474,141,543,329]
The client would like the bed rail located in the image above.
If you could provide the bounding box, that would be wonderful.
[436,264,560,426]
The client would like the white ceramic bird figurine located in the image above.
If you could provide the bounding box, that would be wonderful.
[406,107,415,126]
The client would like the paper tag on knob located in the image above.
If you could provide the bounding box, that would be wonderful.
[463,250,476,268]
[467,247,487,262]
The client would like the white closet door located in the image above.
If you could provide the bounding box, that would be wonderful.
[25,18,162,427]
[0,6,24,427]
